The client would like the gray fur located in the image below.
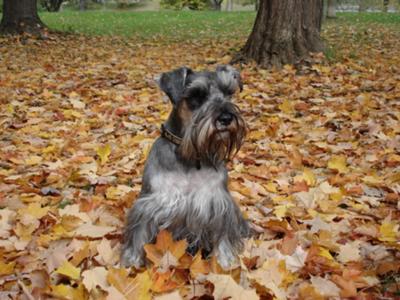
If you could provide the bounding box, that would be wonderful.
[121,65,249,269]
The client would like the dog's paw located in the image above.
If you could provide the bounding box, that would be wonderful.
[120,248,145,268]
[216,252,239,270]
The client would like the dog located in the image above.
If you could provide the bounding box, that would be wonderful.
[121,65,250,269]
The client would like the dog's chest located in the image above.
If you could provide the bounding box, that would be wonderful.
[150,167,226,196]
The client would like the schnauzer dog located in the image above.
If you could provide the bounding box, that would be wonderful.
[121,65,250,269]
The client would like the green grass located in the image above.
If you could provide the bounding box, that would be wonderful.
[38,11,400,40]
[335,12,400,24]
[40,11,256,40]
[1,10,398,40]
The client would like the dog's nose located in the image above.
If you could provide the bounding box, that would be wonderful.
[217,112,233,126]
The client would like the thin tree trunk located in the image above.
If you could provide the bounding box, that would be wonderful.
[327,0,336,18]
[80,0,86,11]
[358,0,368,12]
[239,0,324,69]
[225,0,233,11]
[383,0,389,12]
[0,0,46,35]
[212,0,223,11]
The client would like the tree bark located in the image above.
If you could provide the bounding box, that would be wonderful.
[383,0,389,12]
[80,0,87,11]
[358,0,368,12]
[0,0,46,35]
[211,0,223,11]
[225,0,233,11]
[239,0,324,69]
[327,0,336,18]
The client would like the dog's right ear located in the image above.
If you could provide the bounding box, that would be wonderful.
[155,67,193,106]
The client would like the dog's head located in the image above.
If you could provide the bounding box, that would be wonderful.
[156,65,246,165]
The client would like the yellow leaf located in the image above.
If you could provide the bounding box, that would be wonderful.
[279,99,294,114]
[190,252,210,277]
[248,130,264,140]
[25,155,43,165]
[55,261,81,280]
[327,155,348,173]
[51,284,86,300]
[264,182,278,193]
[19,203,50,219]
[0,261,15,276]
[207,274,259,300]
[42,145,57,154]
[96,144,111,165]
[303,168,316,186]
[274,204,294,219]
[318,247,334,261]
[379,221,398,242]
[107,268,151,300]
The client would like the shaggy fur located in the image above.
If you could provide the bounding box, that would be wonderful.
[121,65,249,269]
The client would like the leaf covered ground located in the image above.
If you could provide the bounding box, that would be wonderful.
[0,14,400,300]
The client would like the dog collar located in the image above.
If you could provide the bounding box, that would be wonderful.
[161,124,182,146]
[160,124,201,170]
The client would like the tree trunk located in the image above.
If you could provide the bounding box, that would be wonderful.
[358,0,367,12]
[239,0,324,69]
[327,0,336,18]
[383,0,389,12]
[0,0,45,35]
[225,0,233,11]
[80,0,86,11]
[212,0,223,11]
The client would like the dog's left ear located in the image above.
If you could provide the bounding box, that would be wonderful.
[216,65,243,94]
[155,67,193,106]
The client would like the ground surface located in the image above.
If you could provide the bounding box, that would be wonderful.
[0,12,400,300]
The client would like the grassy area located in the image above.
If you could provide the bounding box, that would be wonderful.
[37,11,400,40]
[335,12,400,24]
[40,11,256,40]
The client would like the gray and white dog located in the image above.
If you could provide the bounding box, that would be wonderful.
[121,65,250,269]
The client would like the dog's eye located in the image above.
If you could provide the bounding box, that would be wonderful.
[185,88,208,110]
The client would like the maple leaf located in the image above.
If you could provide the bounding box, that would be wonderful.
[337,242,361,263]
[207,273,258,300]
[97,144,112,165]
[51,284,86,300]
[151,269,182,293]
[82,267,109,292]
[55,261,81,280]
[96,238,118,265]
[107,268,152,300]
[74,223,115,238]
[0,261,16,276]
[190,252,210,278]
[327,155,349,173]
[144,230,187,267]
[310,276,341,298]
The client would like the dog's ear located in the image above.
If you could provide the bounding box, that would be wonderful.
[216,65,243,94]
[155,67,193,105]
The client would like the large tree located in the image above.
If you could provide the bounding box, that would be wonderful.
[239,0,324,69]
[0,0,46,34]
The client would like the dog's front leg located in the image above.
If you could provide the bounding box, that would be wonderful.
[121,198,158,268]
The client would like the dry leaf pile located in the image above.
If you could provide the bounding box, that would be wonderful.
[0,23,399,299]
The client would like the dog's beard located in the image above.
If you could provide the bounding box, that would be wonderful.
[179,102,246,166]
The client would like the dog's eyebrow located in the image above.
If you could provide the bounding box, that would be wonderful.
[187,76,209,90]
